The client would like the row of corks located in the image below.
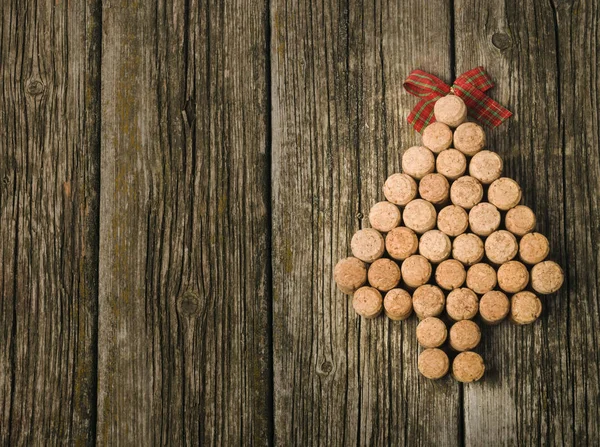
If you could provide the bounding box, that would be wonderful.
[334,95,564,382]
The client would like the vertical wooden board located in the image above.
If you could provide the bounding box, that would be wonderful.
[98,0,271,444]
[0,0,100,445]
[454,0,598,444]
[271,0,460,444]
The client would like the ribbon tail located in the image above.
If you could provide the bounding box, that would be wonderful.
[407,94,441,133]
[454,84,512,128]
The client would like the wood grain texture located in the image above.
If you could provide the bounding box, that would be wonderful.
[98,0,271,444]
[0,0,101,445]
[455,0,599,444]
[271,0,460,444]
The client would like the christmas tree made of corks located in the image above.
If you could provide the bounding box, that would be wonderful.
[334,94,564,383]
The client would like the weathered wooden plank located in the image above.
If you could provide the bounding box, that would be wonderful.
[98,1,271,444]
[455,0,599,444]
[271,0,460,444]
[0,0,101,444]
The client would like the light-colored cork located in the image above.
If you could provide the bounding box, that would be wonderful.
[418,348,449,380]
[469,150,503,184]
[418,230,452,264]
[416,317,448,348]
[452,351,485,383]
[469,202,501,237]
[466,263,497,294]
[334,257,368,295]
[353,286,384,319]
[403,199,437,234]
[412,284,445,319]
[497,261,530,293]
[510,291,542,324]
[402,146,436,180]
[453,122,486,156]
[367,258,401,292]
[452,233,485,266]
[351,228,385,263]
[437,205,469,237]
[450,176,484,209]
[435,259,466,290]
[505,205,537,236]
[418,173,450,205]
[488,177,522,211]
[479,290,510,325]
[436,149,467,180]
[446,287,479,321]
[384,288,413,321]
[434,95,467,128]
[368,201,402,233]
[401,255,433,289]
[519,232,550,265]
[383,173,418,206]
[485,230,518,264]
[449,320,481,351]
[422,122,453,153]
[531,261,564,295]
[385,226,419,261]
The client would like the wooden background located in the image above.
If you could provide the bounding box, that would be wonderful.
[1,0,598,445]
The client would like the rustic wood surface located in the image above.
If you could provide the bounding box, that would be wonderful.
[0,0,598,445]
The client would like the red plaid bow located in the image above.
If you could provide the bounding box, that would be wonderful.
[403,67,512,132]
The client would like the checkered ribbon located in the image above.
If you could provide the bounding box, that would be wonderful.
[403,67,512,132]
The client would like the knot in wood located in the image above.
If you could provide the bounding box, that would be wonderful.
[177,291,200,317]
[317,360,333,376]
[492,32,512,51]
[27,79,45,97]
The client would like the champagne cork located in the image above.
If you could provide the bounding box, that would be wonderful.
[367,258,401,292]
[469,202,501,237]
[452,351,485,383]
[453,122,486,156]
[531,261,564,294]
[437,205,469,237]
[434,95,467,127]
[351,228,385,263]
[449,320,481,351]
[412,284,445,319]
[450,176,483,209]
[416,317,447,348]
[488,177,522,211]
[452,233,485,266]
[419,230,452,264]
[510,291,542,324]
[466,263,497,294]
[422,122,453,153]
[446,287,479,321]
[435,259,466,290]
[479,290,510,325]
[383,173,418,206]
[334,257,367,295]
[519,232,550,265]
[418,348,450,380]
[505,205,536,236]
[497,260,529,293]
[353,286,383,319]
[386,226,419,261]
[401,255,433,289]
[384,288,413,321]
[368,201,402,233]
[402,146,436,180]
[418,173,450,205]
[403,199,437,234]
[436,149,467,180]
[485,230,518,264]
[469,150,503,184]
